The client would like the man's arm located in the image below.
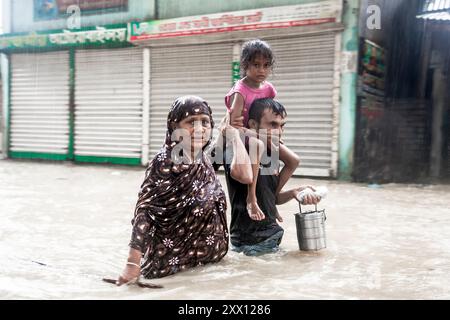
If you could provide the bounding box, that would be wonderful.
[276,189,297,205]
[276,144,300,196]
[276,186,321,205]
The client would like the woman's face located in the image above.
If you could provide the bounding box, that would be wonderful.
[175,114,212,152]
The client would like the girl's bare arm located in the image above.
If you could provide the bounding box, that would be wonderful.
[229,93,245,128]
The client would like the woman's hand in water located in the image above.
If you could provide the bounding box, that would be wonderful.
[116,263,141,286]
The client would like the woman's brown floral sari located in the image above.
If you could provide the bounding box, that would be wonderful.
[129,96,228,279]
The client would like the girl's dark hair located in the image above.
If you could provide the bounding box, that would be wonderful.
[248,98,286,125]
[240,39,275,77]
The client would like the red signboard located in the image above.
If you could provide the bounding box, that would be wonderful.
[129,0,342,42]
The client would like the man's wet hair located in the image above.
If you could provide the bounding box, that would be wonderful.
[248,98,287,124]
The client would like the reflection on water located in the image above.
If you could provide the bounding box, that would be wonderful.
[1,161,450,299]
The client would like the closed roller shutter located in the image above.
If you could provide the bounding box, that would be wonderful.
[74,48,143,165]
[269,33,337,177]
[10,52,70,159]
[149,43,232,159]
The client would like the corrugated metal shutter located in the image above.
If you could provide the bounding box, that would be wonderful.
[74,48,143,163]
[269,34,337,177]
[149,43,232,158]
[10,52,70,157]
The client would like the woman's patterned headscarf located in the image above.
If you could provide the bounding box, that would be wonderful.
[165,95,215,151]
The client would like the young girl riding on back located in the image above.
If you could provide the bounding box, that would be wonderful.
[225,39,300,222]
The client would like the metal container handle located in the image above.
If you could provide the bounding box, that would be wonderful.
[298,202,327,221]
[299,202,318,214]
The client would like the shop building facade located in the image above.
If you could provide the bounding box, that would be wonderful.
[1,0,360,179]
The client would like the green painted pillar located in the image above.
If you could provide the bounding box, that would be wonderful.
[338,0,360,180]
[232,43,241,85]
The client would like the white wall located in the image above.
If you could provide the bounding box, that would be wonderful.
[2,0,12,34]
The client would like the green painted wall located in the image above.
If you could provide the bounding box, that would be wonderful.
[156,0,322,19]
[339,0,360,180]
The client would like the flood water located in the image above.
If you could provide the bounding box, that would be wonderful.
[1,160,450,299]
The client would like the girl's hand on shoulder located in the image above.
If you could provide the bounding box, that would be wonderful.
[230,115,244,128]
